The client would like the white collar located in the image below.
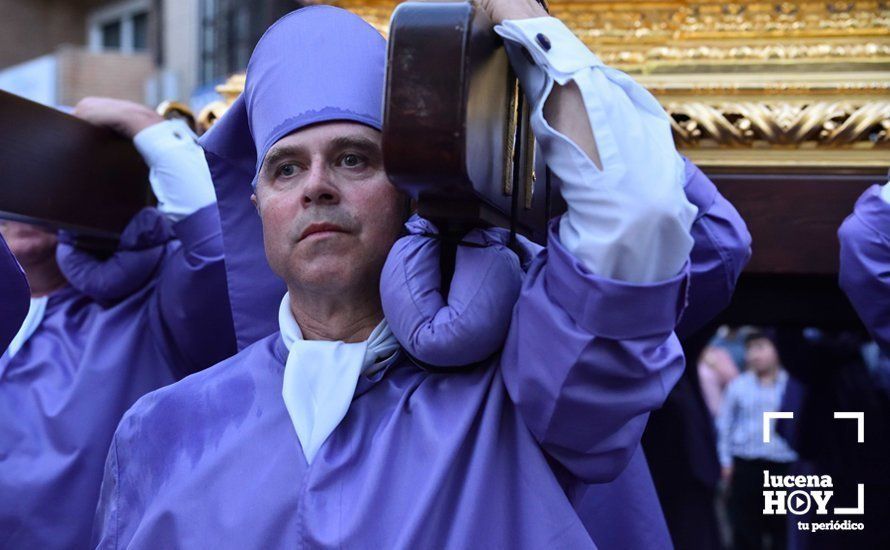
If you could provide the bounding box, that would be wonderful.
[5,296,49,359]
[278,293,399,463]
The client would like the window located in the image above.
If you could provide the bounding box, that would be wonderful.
[132,12,149,51]
[199,0,303,85]
[88,1,151,54]
[200,0,252,85]
[100,21,122,50]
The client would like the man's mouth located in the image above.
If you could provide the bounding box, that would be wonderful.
[299,222,347,242]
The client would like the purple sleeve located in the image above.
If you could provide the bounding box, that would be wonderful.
[838,184,890,354]
[0,234,29,352]
[677,159,752,338]
[150,205,236,376]
[500,220,689,483]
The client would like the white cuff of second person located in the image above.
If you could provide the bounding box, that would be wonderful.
[133,119,217,222]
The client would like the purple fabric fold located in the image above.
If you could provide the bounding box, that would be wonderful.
[56,208,173,304]
[839,184,890,353]
[676,157,752,337]
[544,217,691,340]
[381,215,525,366]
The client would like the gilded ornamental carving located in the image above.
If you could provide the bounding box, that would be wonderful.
[168,1,888,168]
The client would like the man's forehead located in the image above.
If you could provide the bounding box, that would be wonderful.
[268,121,381,153]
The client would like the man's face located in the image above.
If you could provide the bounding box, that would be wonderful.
[253,121,404,296]
[745,337,779,375]
[0,220,58,267]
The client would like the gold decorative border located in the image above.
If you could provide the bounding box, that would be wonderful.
[328,1,889,38]
[601,42,890,68]
[669,100,890,145]
[192,2,890,168]
[560,1,889,41]
[637,71,890,96]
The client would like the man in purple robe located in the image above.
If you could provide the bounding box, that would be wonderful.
[0,98,235,548]
[91,3,737,547]
[839,181,890,352]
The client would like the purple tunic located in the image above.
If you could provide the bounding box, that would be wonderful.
[0,234,29,352]
[93,221,689,548]
[0,207,234,549]
[839,184,890,353]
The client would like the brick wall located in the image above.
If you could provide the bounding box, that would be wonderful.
[0,0,110,69]
[57,46,154,106]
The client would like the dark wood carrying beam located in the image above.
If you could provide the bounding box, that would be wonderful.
[0,90,151,240]
[383,1,553,245]
[708,167,881,328]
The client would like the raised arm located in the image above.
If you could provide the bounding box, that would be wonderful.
[71,98,236,374]
[838,183,890,354]
[133,117,237,373]
[486,2,695,482]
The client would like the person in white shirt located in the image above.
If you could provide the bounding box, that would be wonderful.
[717,329,797,550]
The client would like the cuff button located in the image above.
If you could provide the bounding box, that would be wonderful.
[536,33,551,51]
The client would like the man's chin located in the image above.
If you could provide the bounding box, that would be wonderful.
[288,259,360,292]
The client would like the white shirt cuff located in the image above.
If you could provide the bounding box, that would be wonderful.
[495,17,696,284]
[133,119,216,222]
[495,17,602,80]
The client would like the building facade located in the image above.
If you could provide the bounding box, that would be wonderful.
[0,0,302,108]
[0,0,154,106]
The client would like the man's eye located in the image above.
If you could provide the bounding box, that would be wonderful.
[278,163,297,177]
[340,154,365,168]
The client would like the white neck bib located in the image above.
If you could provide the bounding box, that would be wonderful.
[278,293,399,464]
[5,296,48,359]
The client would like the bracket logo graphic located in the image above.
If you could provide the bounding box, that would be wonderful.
[761,412,865,518]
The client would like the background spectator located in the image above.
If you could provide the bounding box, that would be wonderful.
[718,329,797,550]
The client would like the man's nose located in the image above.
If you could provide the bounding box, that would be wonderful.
[301,164,340,207]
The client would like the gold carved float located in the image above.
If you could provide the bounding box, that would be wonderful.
[165,1,890,170]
